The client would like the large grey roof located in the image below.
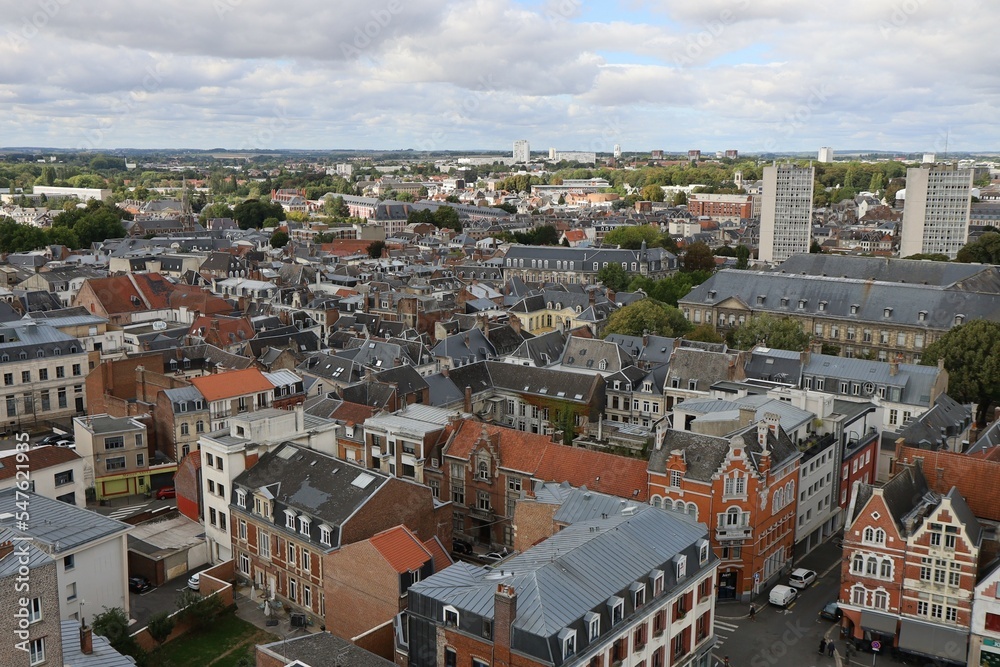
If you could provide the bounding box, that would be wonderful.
[677,395,812,434]
[410,507,708,646]
[802,353,940,405]
[258,632,395,667]
[683,268,1000,329]
[0,527,52,577]
[0,489,130,552]
[775,253,1000,290]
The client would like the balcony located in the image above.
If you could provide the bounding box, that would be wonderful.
[469,506,494,521]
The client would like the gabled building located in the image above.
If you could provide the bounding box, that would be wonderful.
[648,417,801,601]
[403,506,717,667]
[190,368,275,431]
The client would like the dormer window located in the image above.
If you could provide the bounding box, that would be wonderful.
[652,569,665,596]
[443,605,459,627]
[756,295,765,306]
[819,301,827,311]
[631,582,646,608]
[674,554,687,581]
[955,314,965,325]
[798,299,807,310]
[780,297,788,307]
[883,308,892,318]
[298,516,311,536]
[918,310,927,322]
[850,304,859,315]
[608,596,624,625]
[698,539,710,564]
[559,628,577,659]
[586,611,600,641]
[285,509,296,530]
[235,489,246,508]
[319,524,332,546]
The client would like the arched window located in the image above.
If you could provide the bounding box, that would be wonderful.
[686,503,697,519]
[785,480,794,498]
[880,559,892,579]
[477,459,490,481]
[873,528,886,544]
[180,423,189,436]
[851,585,867,606]
[651,496,662,509]
[196,420,205,433]
[852,554,864,573]
[598,359,607,371]
[866,557,878,576]
[873,590,888,610]
[863,527,875,542]
[773,489,784,510]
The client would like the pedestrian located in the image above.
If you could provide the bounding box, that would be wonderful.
[723,657,731,667]
[827,640,835,657]
[819,638,827,654]
[748,603,756,621]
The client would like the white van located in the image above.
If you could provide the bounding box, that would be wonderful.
[769,584,798,607]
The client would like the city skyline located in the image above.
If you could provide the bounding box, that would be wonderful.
[1,0,997,152]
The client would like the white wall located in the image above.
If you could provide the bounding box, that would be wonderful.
[58,533,129,621]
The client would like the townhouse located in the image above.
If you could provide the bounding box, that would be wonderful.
[648,416,801,601]
[403,506,718,667]
[0,531,62,667]
[0,445,85,505]
[190,367,276,431]
[73,414,176,500]
[503,244,676,285]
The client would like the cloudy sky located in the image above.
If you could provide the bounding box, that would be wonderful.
[1,0,995,153]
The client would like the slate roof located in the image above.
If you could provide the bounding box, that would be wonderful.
[0,527,51,577]
[775,254,999,290]
[895,393,972,448]
[438,360,602,408]
[408,507,708,659]
[506,330,565,367]
[62,620,135,667]
[648,423,800,482]
[257,631,396,667]
[801,353,941,405]
[0,488,130,552]
[560,336,634,373]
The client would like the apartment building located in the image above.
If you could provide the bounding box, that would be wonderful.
[503,245,676,285]
[0,531,62,667]
[687,193,756,223]
[402,506,718,667]
[190,368,275,431]
[73,414,175,500]
[758,163,815,263]
[900,164,973,259]
[0,445,85,506]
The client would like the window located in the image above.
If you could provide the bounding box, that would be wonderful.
[72,363,81,376]
[851,586,866,606]
[67,582,77,601]
[56,366,64,378]
[610,596,625,625]
[29,638,44,666]
[54,470,73,486]
[238,520,247,541]
[21,370,30,383]
[104,436,124,450]
[210,507,217,525]
[39,368,47,381]
[561,629,577,659]
[286,510,296,530]
[670,470,682,488]
[287,542,296,565]
[298,516,311,536]
[946,607,957,622]
[181,422,189,436]
[445,648,457,667]
[239,552,251,575]
[64,554,74,571]
[633,583,646,608]
[105,456,126,471]
[136,453,144,467]
[873,590,888,610]
[587,612,600,641]
[236,489,246,508]
[444,605,459,626]
[302,550,310,572]
[917,601,928,616]
[319,525,332,546]
[28,596,41,623]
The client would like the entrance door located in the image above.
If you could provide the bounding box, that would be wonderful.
[718,571,738,600]
[75,397,84,412]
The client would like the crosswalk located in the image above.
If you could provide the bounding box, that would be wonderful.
[107,504,148,520]
[714,619,739,646]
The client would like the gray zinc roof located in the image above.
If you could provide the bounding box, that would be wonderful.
[0,489,130,553]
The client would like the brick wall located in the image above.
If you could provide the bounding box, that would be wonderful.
[894,443,1000,522]
[174,456,201,522]
[345,478,445,547]
[512,499,558,553]
[0,559,62,667]
[325,541,399,643]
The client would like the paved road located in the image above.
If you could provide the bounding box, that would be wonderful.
[129,564,212,631]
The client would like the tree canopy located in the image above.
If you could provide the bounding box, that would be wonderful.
[233,199,285,229]
[198,202,234,223]
[681,241,716,273]
[269,230,289,248]
[921,320,1000,424]
[367,240,386,258]
[602,299,693,338]
[596,263,630,292]
[725,314,810,351]
[50,199,128,248]
[956,232,1000,264]
[626,271,711,307]
[603,225,660,249]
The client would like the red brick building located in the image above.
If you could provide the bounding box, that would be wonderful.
[429,421,648,551]
[838,431,879,510]
[648,416,801,602]
[686,194,755,223]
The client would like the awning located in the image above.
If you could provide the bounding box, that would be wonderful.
[860,610,898,635]
[897,619,968,664]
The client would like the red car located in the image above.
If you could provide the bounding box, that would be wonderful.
[155,487,176,500]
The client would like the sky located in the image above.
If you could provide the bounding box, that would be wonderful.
[0,0,996,153]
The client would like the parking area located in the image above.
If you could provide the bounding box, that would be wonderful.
[129,564,213,631]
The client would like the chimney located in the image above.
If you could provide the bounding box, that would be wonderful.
[738,405,756,428]
[642,329,649,347]
[509,315,521,334]
[211,318,220,332]
[810,339,822,355]
[493,584,518,658]
[464,386,472,413]
[800,348,810,366]
[551,429,563,444]
[0,539,13,561]
[80,622,93,655]
[889,357,899,377]
[937,357,945,371]
[588,288,596,306]
[757,419,769,447]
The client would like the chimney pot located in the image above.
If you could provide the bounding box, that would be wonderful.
[80,623,93,655]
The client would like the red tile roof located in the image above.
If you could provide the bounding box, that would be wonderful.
[444,421,648,501]
[190,368,273,402]
[83,276,147,314]
[189,315,255,343]
[369,525,433,574]
[0,446,80,480]
[423,537,453,573]
[896,444,1000,522]
[331,401,378,427]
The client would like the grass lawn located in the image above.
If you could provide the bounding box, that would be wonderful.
[148,613,278,667]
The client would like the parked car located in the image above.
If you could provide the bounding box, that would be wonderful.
[452,538,473,555]
[54,439,75,449]
[482,548,510,563]
[187,572,201,590]
[788,568,817,589]
[38,433,66,446]
[155,487,176,500]
[820,601,842,621]
[769,584,798,607]
[128,576,152,594]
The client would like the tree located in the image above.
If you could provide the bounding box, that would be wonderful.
[433,206,462,232]
[640,184,665,202]
[957,232,1000,264]
[735,244,751,270]
[903,253,951,262]
[176,589,224,630]
[147,611,175,646]
[324,195,349,217]
[725,314,810,351]
[603,300,692,338]
[262,217,280,228]
[603,225,660,249]
[810,239,824,253]
[685,323,724,344]
[681,242,715,273]
[51,199,127,248]
[367,240,386,258]
[670,190,688,206]
[597,263,630,291]
[285,210,310,222]
[198,202,234,223]
[921,320,1000,425]
[93,606,143,658]
[269,230,289,248]
[233,199,285,229]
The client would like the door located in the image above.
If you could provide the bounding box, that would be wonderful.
[718,571,738,600]
[75,397,84,412]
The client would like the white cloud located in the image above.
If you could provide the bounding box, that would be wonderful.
[0,0,997,150]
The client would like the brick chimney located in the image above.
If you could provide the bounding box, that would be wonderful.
[464,386,473,413]
[211,318,220,332]
[889,356,899,377]
[80,622,93,655]
[509,316,521,334]
[493,584,517,665]
[0,539,12,561]
[738,405,756,428]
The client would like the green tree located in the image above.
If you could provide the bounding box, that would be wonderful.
[670,190,688,206]
[681,241,716,273]
[956,232,1000,264]
[603,300,693,338]
[367,240,386,258]
[198,202,234,223]
[921,320,1000,425]
[262,217,280,228]
[903,253,951,262]
[233,199,285,229]
[324,195,349,217]
[604,225,660,249]
[147,611,175,646]
[640,184,665,202]
[176,589,224,631]
[735,244,751,270]
[269,230,289,248]
[685,323,724,344]
[725,314,810,351]
[93,606,143,658]
[433,206,462,232]
[597,263,630,291]
[810,239,824,253]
